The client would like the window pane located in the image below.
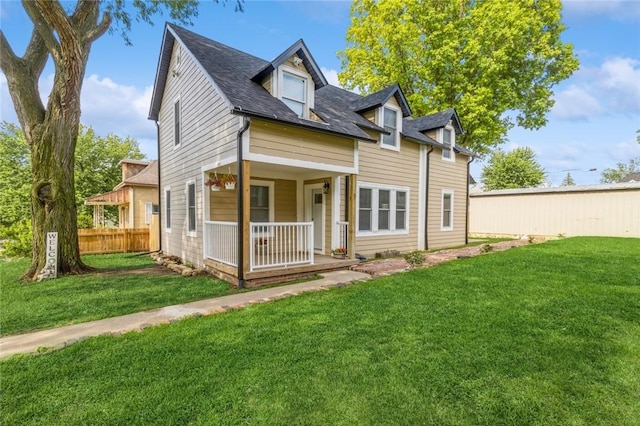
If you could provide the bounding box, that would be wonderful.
[443,129,451,146]
[174,101,180,146]
[384,108,396,127]
[250,185,270,223]
[396,191,406,209]
[188,183,196,232]
[282,98,304,117]
[359,188,371,208]
[283,73,305,101]
[443,193,452,228]
[442,129,451,158]
[396,191,406,230]
[396,211,406,230]
[382,108,397,147]
[359,209,371,231]
[165,190,171,228]
[378,190,390,230]
[359,188,372,231]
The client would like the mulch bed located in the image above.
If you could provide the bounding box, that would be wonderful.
[351,239,532,277]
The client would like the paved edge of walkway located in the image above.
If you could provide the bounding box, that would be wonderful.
[0,270,371,359]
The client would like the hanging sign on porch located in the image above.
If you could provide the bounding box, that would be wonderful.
[45,232,58,279]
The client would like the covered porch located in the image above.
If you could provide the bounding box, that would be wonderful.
[201,159,358,286]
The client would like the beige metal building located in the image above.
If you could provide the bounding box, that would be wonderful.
[469,183,640,238]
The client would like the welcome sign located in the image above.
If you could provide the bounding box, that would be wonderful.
[46,232,58,278]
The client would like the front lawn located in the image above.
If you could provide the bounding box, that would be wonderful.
[2,237,639,424]
[0,253,232,336]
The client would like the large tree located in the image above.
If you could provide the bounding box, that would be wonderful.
[338,0,579,155]
[0,1,241,280]
[481,147,545,190]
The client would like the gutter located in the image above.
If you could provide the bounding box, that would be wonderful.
[236,116,251,289]
[466,155,475,245]
[231,107,377,143]
[424,146,433,250]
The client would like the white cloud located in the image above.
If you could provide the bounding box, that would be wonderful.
[552,85,603,119]
[1,73,157,158]
[552,57,640,119]
[321,67,340,87]
[80,74,156,142]
[611,139,640,162]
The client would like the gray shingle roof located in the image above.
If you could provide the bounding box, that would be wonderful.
[351,84,412,117]
[148,24,473,157]
[149,24,376,141]
[620,172,640,183]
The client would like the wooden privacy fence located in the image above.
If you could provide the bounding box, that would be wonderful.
[78,228,149,255]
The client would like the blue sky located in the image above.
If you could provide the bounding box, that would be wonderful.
[1,0,639,185]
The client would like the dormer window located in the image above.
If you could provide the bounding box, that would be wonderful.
[282,72,306,117]
[379,105,401,150]
[442,126,455,161]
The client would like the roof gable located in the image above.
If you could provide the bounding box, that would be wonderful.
[404,108,464,134]
[351,84,412,117]
[251,39,328,89]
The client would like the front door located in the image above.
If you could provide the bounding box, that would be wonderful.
[311,188,324,252]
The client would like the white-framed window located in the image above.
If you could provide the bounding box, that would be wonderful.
[282,72,306,118]
[378,104,401,150]
[174,99,181,147]
[250,180,275,223]
[441,190,454,231]
[145,202,153,225]
[276,66,314,119]
[164,187,171,232]
[441,126,455,161]
[357,183,409,235]
[186,179,196,237]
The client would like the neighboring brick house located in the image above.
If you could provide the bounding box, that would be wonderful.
[148,24,473,286]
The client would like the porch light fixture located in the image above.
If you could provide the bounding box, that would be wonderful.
[323,180,330,194]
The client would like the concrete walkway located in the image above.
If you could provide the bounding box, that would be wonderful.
[0,270,370,359]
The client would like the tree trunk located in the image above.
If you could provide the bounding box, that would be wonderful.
[24,101,92,280]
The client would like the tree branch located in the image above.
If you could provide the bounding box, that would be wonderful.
[72,1,111,44]
[0,29,19,75]
[21,0,61,61]
[23,28,49,81]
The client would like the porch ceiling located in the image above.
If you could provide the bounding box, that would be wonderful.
[245,162,344,180]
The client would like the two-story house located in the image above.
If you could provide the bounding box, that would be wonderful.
[148,24,473,286]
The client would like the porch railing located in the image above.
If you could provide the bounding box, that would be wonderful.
[205,221,314,271]
[250,222,314,271]
[337,221,349,252]
[204,221,238,267]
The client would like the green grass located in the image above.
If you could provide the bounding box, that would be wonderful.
[0,253,233,336]
[2,237,639,425]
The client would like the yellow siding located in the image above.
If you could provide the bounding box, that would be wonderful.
[250,120,355,168]
[363,110,375,123]
[427,147,469,249]
[209,177,297,222]
[355,140,421,257]
[132,187,159,229]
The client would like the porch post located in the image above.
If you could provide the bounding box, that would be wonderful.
[241,160,251,276]
[348,173,357,260]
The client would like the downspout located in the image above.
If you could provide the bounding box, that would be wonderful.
[155,120,162,252]
[236,116,251,289]
[424,146,434,250]
[344,175,349,250]
[466,155,475,245]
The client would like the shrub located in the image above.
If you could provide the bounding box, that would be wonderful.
[0,220,32,258]
[404,251,425,268]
